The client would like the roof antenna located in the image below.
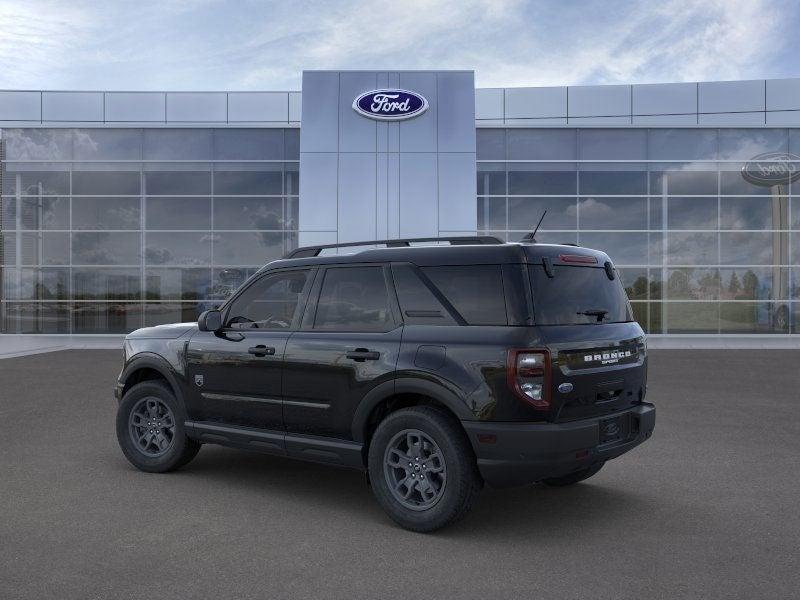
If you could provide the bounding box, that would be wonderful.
[521,210,547,243]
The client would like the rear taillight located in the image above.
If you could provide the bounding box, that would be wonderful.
[507,349,551,410]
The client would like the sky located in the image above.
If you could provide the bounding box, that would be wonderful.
[0,0,797,91]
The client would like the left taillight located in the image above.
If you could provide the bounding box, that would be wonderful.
[507,349,551,410]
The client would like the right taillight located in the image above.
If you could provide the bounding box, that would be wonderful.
[507,349,551,410]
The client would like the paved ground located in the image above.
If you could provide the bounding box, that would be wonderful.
[1,349,798,600]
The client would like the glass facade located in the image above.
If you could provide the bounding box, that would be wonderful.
[478,128,800,334]
[0,128,299,333]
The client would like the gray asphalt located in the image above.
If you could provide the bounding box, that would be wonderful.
[0,349,798,600]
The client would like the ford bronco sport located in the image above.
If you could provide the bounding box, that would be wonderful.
[115,236,655,532]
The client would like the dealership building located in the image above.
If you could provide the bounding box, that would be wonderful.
[1,70,799,343]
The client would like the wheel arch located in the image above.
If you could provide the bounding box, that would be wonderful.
[120,353,185,407]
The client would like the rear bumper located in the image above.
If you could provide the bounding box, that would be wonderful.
[462,403,655,488]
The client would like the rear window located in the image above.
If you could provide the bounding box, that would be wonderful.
[421,265,507,325]
[530,265,633,325]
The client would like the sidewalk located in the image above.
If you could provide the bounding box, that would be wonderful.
[0,335,124,359]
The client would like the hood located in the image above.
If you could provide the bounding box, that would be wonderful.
[126,322,198,340]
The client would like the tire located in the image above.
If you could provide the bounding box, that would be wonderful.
[542,462,604,487]
[368,406,482,532]
[116,380,201,473]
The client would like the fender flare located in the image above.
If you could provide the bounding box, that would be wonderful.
[351,377,472,443]
[119,352,186,407]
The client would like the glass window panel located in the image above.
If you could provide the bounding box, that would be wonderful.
[73,129,142,160]
[718,129,788,160]
[579,171,647,195]
[72,268,141,300]
[145,232,212,266]
[213,232,283,265]
[144,302,214,327]
[649,170,717,195]
[720,267,786,301]
[647,129,717,161]
[145,268,212,300]
[630,302,648,331]
[1,232,16,264]
[214,129,284,160]
[4,170,70,196]
[285,129,300,160]
[508,169,576,195]
[477,164,505,195]
[18,196,70,230]
[213,170,282,195]
[720,232,779,265]
[666,268,720,300]
[720,169,775,195]
[649,232,664,266]
[19,232,70,265]
[227,269,310,330]
[792,268,800,300]
[665,302,719,333]
[648,301,663,333]
[143,129,213,160]
[649,197,663,230]
[144,171,211,195]
[72,232,140,265]
[72,171,140,195]
[519,231,577,245]
[2,267,69,300]
[477,129,506,160]
[649,269,663,300]
[284,197,298,231]
[3,129,73,160]
[720,302,786,334]
[577,232,648,265]
[720,197,781,230]
[617,267,648,301]
[507,129,576,160]
[210,267,259,301]
[145,197,211,230]
[313,267,393,331]
[213,197,284,230]
[2,302,71,333]
[72,302,142,333]
[667,197,718,230]
[666,232,719,265]
[284,163,299,196]
[579,129,647,160]
[72,197,140,230]
[578,197,647,230]
[508,197,577,230]
[477,197,505,230]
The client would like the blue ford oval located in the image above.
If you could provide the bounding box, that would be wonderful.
[352,89,428,121]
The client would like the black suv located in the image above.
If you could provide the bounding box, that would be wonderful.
[115,236,655,532]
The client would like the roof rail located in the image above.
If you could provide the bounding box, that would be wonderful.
[284,235,505,259]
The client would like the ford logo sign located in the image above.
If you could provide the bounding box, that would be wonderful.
[741,152,800,187]
[352,89,428,121]
[558,382,574,394]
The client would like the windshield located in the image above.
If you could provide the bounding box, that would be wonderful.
[529,264,633,325]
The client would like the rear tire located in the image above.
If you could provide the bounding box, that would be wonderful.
[542,462,604,487]
[368,406,482,532]
[116,380,200,473]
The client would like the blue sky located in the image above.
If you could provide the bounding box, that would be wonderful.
[0,0,797,90]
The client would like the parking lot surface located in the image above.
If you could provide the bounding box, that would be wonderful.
[1,349,798,599]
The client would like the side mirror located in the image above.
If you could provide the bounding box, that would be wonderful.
[198,310,223,332]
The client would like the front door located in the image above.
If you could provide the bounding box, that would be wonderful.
[186,267,315,431]
[283,264,402,440]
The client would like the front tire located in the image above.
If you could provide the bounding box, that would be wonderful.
[116,380,200,473]
[368,406,482,532]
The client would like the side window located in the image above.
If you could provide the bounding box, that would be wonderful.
[391,264,457,326]
[313,266,394,331]
[225,269,310,330]
[421,265,508,325]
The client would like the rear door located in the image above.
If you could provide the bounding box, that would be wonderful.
[282,264,402,439]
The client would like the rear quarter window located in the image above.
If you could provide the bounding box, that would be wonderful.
[421,265,507,325]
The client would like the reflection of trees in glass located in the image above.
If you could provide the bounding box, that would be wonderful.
[624,276,648,301]
[742,270,759,300]
[668,269,719,300]
[728,272,741,297]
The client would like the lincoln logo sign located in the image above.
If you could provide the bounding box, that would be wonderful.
[741,152,800,187]
[352,89,428,121]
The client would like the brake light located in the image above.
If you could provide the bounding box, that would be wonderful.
[507,349,551,410]
[559,254,597,264]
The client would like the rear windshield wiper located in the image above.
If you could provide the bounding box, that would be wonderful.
[577,309,608,322]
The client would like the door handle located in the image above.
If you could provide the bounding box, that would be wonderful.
[248,345,276,357]
[346,349,380,362]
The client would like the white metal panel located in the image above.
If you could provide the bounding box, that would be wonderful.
[766,78,800,112]
[166,92,227,122]
[699,80,765,113]
[505,86,567,119]
[568,85,631,117]
[503,118,568,126]
[766,111,800,126]
[337,153,377,242]
[475,88,504,120]
[228,92,288,122]
[438,153,477,232]
[300,72,339,152]
[437,72,476,152]
[298,152,338,232]
[338,72,377,153]
[569,116,631,125]
[698,111,765,125]
[399,153,437,237]
[398,72,438,152]
[632,114,698,125]
[42,92,103,121]
[289,92,302,122]
[0,91,41,121]
[105,92,165,122]
[632,82,696,115]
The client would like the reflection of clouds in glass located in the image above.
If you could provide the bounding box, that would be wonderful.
[4,129,71,160]
[72,131,100,159]
[667,232,718,265]
[146,234,211,266]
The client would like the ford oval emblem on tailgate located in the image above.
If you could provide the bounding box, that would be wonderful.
[558,382,573,394]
